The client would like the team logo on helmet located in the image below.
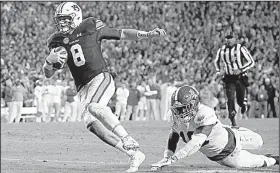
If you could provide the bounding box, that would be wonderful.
[71,4,80,11]
[63,37,69,44]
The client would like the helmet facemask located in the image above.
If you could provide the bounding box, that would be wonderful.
[171,100,198,123]
[54,14,76,34]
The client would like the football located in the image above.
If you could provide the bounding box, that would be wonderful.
[53,46,68,69]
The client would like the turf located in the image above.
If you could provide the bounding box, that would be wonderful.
[1,118,279,173]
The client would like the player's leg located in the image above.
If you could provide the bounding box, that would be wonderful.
[120,103,127,121]
[137,102,144,121]
[152,99,160,120]
[85,72,145,172]
[41,99,48,122]
[7,101,17,123]
[235,80,247,115]
[70,101,78,122]
[76,101,82,122]
[219,149,278,168]
[225,82,237,126]
[53,102,61,122]
[131,105,138,121]
[269,99,277,118]
[14,101,23,123]
[115,101,121,120]
[146,99,152,120]
[48,102,54,122]
[84,111,139,156]
[62,101,70,122]
[125,105,132,121]
[231,126,263,150]
[86,73,138,148]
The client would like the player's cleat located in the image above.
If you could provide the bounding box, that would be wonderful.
[122,135,139,151]
[241,104,247,114]
[266,154,279,165]
[126,151,145,172]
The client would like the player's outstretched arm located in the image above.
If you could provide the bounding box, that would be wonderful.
[153,125,213,170]
[171,125,213,161]
[120,28,166,41]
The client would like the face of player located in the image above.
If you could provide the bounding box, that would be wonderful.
[54,15,74,34]
[171,102,197,123]
[225,36,236,47]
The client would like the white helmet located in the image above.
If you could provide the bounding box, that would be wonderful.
[54,2,82,34]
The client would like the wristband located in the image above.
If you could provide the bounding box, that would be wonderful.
[136,31,149,39]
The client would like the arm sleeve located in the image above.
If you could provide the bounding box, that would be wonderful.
[167,129,180,153]
[240,46,255,72]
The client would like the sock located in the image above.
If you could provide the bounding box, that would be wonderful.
[115,140,136,157]
[112,123,129,139]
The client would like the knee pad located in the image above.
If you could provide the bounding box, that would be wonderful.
[84,111,98,129]
[88,102,120,130]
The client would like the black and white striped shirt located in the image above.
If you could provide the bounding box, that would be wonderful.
[214,44,255,75]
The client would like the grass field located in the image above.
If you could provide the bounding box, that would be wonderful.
[1,118,279,173]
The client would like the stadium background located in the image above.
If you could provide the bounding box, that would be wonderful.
[1,2,279,173]
[1,1,279,121]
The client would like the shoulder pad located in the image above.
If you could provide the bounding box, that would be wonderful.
[194,104,217,127]
[47,32,67,50]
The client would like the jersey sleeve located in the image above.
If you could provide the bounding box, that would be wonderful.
[194,106,217,127]
[96,20,121,41]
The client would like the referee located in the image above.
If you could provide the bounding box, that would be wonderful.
[214,31,255,126]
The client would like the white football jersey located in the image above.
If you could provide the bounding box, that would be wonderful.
[171,104,231,158]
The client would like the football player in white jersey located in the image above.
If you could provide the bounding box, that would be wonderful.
[151,85,279,171]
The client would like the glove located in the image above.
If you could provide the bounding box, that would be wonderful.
[46,47,67,65]
[151,156,177,171]
[148,28,166,38]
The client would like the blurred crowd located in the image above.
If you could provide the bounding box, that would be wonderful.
[1,2,279,122]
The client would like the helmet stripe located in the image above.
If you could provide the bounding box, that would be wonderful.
[174,86,183,101]
[57,2,66,14]
[60,2,67,13]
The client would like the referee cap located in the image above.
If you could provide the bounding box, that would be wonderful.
[225,30,235,39]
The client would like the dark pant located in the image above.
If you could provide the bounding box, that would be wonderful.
[267,99,277,118]
[223,74,248,125]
